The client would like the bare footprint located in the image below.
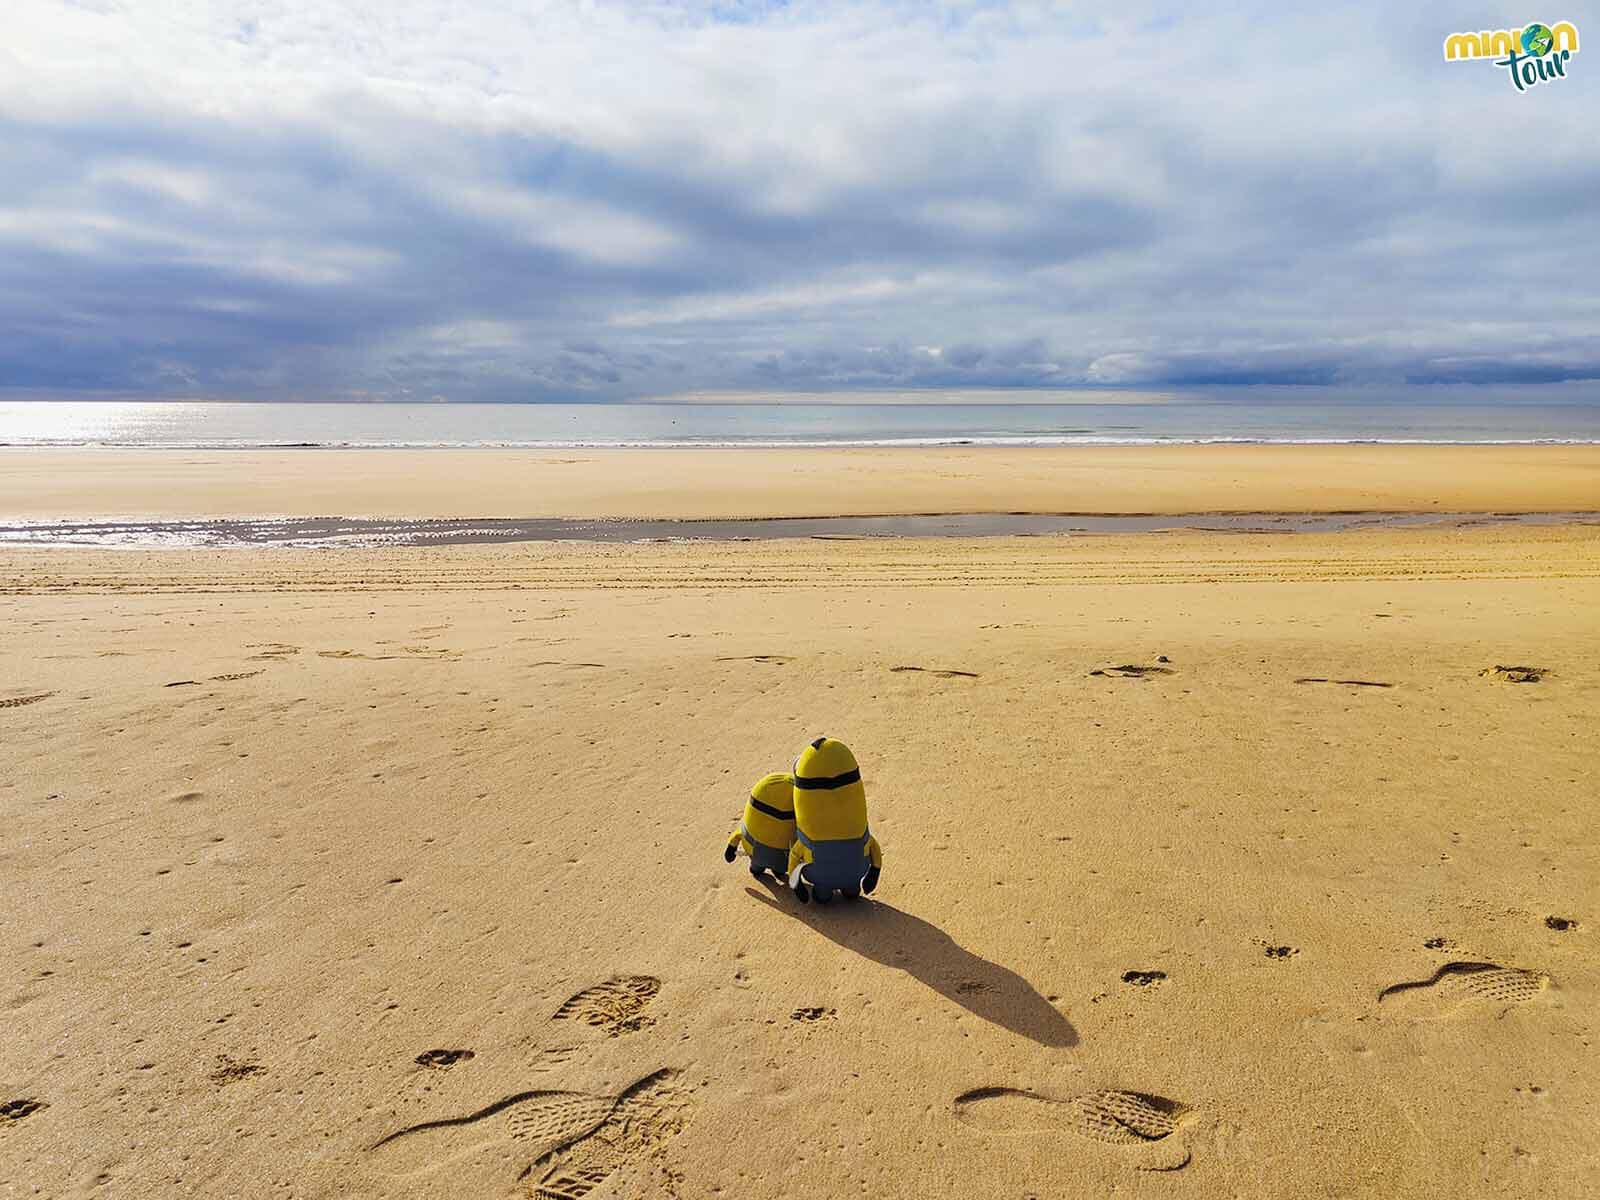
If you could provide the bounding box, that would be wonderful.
[954,1085,1192,1171]
[552,976,661,1037]
[1378,961,1550,1018]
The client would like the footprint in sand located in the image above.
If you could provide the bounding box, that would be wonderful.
[528,1045,580,1074]
[0,692,54,709]
[209,1055,264,1085]
[1,1098,48,1124]
[1090,664,1174,679]
[1480,665,1548,683]
[954,1085,1193,1171]
[245,643,300,660]
[1121,970,1167,988]
[790,1006,836,1022]
[415,1049,475,1069]
[319,648,458,661]
[523,1069,692,1200]
[1377,961,1550,1018]
[370,1068,692,1196]
[891,666,980,679]
[551,976,662,1037]
[1293,677,1393,688]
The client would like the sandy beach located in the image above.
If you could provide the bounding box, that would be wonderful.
[3,443,1599,520]
[2,453,1598,1199]
[9,0,1600,1188]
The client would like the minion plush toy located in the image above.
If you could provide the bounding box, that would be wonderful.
[788,737,882,904]
[724,772,796,880]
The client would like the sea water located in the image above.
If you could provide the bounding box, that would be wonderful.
[2,386,1598,448]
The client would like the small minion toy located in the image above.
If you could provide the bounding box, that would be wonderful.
[788,736,882,904]
[724,772,796,880]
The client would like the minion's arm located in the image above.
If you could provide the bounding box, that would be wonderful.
[862,834,882,894]
[787,839,814,903]
[724,824,746,863]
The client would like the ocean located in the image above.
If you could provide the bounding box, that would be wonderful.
[2,387,1599,448]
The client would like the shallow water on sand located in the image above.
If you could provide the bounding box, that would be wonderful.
[2,511,1594,549]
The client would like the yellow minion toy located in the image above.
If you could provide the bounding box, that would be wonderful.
[724,772,797,880]
[788,736,882,904]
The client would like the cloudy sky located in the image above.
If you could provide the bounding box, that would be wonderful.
[3,2,1596,402]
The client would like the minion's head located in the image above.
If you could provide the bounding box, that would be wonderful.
[795,736,858,782]
[749,772,795,817]
[792,736,868,835]
[741,770,796,846]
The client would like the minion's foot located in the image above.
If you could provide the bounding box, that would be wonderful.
[750,863,766,878]
[840,886,860,900]
[812,888,834,905]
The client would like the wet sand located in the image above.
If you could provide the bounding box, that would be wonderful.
[2,522,1598,1197]
[2,443,1598,520]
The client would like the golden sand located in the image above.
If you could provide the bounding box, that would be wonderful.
[2,443,1597,519]
[2,519,1597,1197]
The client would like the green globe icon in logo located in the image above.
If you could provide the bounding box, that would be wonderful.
[1521,22,1554,56]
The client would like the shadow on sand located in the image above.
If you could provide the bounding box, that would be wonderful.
[746,884,1078,1047]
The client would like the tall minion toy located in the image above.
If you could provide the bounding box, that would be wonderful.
[724,772,796,880]
[788,736,882,904]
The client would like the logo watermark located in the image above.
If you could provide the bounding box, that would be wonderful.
[1443,20,1579,91]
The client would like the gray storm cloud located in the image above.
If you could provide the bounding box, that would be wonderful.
[1,1,1596,400]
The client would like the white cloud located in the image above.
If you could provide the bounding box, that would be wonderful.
[1,1,1597,398]
[447,184,684,265]
[91,160,217,206]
